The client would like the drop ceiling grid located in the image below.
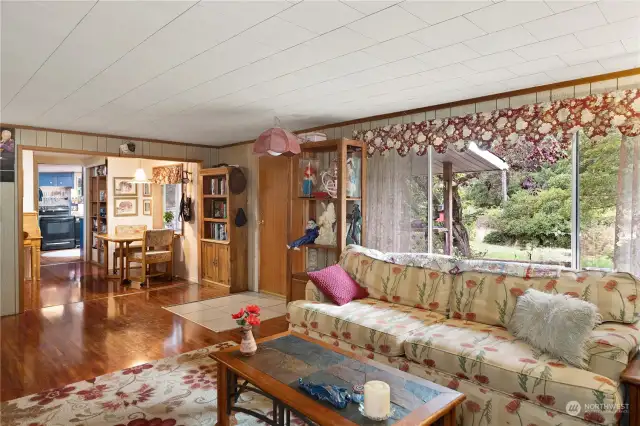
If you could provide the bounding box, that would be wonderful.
[1,1,639,145]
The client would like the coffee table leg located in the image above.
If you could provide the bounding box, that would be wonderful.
[442,409,455,426]
[217,363,230,426]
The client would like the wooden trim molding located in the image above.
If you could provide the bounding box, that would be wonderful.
[20,145,203,164]
[218,67,640,149]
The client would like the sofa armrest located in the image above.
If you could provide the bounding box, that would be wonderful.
[305,280,330,303]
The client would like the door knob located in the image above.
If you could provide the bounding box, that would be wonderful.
[258,220,265,225]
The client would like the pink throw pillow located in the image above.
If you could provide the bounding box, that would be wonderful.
[308,264,368,306]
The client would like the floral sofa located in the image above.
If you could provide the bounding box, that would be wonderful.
[286,245,640,426]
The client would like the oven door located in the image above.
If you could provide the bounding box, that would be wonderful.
[40,216,76,250]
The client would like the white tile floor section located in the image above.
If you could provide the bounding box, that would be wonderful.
[163,292,287,332]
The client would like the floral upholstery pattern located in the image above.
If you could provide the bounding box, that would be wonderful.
[130,250,171,263]
[403,319,623,424]
[151,164,182,184]
[339,249,453,314]
[451,270,640,327]
[305,280,331,303]
[588,320,640,380]
[145,229,174,248]
[287,298,445,356]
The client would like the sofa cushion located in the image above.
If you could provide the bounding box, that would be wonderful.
[451,269,640,327]
[287,298,445,356]
[404,319,622,423]
[308,264,368,305]
[589,320,640,381]
[339,248,454,315]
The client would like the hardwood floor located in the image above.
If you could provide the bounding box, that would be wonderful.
[2,273,289,402]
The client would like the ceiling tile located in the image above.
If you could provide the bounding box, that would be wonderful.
[465,68,516,85]
[545,1,596,13]
[240,17,317,51]
[415,43,481,70]
[400,1,492,25]
[574,17,640,47]
[276,1,363,34]
[504,72,554,90]
[420,63,475,82]
[362,36,431,62]
[513,34,583,60]
[599,52,640,72]
[597,0,640,23]
[465,1,553,32]
[545,60,605,81]
[464,26,537,55]
[341,1,399,15]
[463,51,525,72]
[622,37,639,53]
[408,17,485,49]
[523,3,607,41]
[560,41,627,65]
[507,56,566,76]
[347,5,428,42]
[0,1,95,108]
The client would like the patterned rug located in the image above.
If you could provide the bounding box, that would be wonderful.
[0,342,291,426]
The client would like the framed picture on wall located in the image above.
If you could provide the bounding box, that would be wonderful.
[143,183,151,196]
[113,177,137,196]
[114,197,138,216]
[0,127,16,182]
[143,199,152,216]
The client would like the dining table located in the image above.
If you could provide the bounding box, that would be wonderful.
[95,233,143,284]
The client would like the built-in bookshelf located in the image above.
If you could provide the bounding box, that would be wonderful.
[88,163,108,266]
[199,166,247,293]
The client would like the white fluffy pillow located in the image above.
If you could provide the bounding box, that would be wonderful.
[508,288,601,369]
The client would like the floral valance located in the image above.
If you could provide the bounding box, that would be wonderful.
[152,164,182,185]
[354,89,640,168]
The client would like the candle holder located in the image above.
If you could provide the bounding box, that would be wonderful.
[358,403,395,421]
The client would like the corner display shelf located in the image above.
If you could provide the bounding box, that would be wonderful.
[288,138,367,302]
[199,166,248,293]
[88,164,108,266]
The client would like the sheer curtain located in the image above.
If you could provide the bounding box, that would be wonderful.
[614,136,640,276]
[365,152,414,252]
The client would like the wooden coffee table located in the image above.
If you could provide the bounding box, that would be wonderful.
[211,331,464,426]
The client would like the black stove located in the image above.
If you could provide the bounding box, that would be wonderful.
[39,206,76,251]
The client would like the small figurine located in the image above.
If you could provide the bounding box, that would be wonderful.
[298,378,352,409]
[314,202,336,246]
[302,161,316,197]
[346,204,362,246]
[346,158,357,197]
[287,220,319,250]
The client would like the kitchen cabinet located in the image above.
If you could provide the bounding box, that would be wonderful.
[39,173,74,187]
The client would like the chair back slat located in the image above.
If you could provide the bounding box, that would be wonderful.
[115,225,147,236]
[144,229,173,248]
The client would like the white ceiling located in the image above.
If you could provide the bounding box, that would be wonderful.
[1,0,639,146]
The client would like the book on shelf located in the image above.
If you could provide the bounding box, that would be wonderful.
[209,222,228,241]
[213,200,227,219]
[210,176,227,195]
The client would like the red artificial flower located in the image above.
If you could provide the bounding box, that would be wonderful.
[399,363,409,372]
[583,412,605,423]
[474,374,489,384]
[447,378,459,390]
[505,399,521,414]
[379,344,391,354]
[310,321,318,329]
[392,266,403,275]
[365,343,375,351]
[456,373,469,380]
[246,314,260,326]
[452,312,462,320]
[300,321,308,328]
[367,352,374,359]
[342,331,352,339]
[245,304,260,314]
[604,280,617,291]
[536,394,556,406]
[330,331,339,338]
[465,400,481,413]
[231,308,245,320]
[510,287,524,297]
[392,295,401,303]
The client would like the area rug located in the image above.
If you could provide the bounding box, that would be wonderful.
[0,341,294,426]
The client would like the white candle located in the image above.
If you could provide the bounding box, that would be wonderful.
[364,380,391,418]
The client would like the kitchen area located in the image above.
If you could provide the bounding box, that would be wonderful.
[38,164,84,264]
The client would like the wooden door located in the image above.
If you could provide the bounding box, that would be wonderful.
[216,244,230,287]
[201,242,216,283]
[258,156,290,296]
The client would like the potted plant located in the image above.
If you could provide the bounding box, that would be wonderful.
[231,305,261,356]
[163,211,175,230]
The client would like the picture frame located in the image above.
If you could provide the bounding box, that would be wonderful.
[113,177,137,196]
[0,127,16,182]
[142,183,152,197]
[143,199,152,216]
[114,197,138,216]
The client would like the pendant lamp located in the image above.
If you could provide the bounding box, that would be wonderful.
[252,118,301,157]
[130,159,150,184]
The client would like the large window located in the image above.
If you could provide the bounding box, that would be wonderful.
[386,132,637,273]
[163,184,183,234]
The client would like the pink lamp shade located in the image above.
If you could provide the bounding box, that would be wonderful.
[253,127,301,157]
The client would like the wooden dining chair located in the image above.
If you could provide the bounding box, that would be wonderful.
[112,225,147,274]
[126,229,174,287]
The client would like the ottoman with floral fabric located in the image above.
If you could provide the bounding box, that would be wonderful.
[287,245,640,426]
